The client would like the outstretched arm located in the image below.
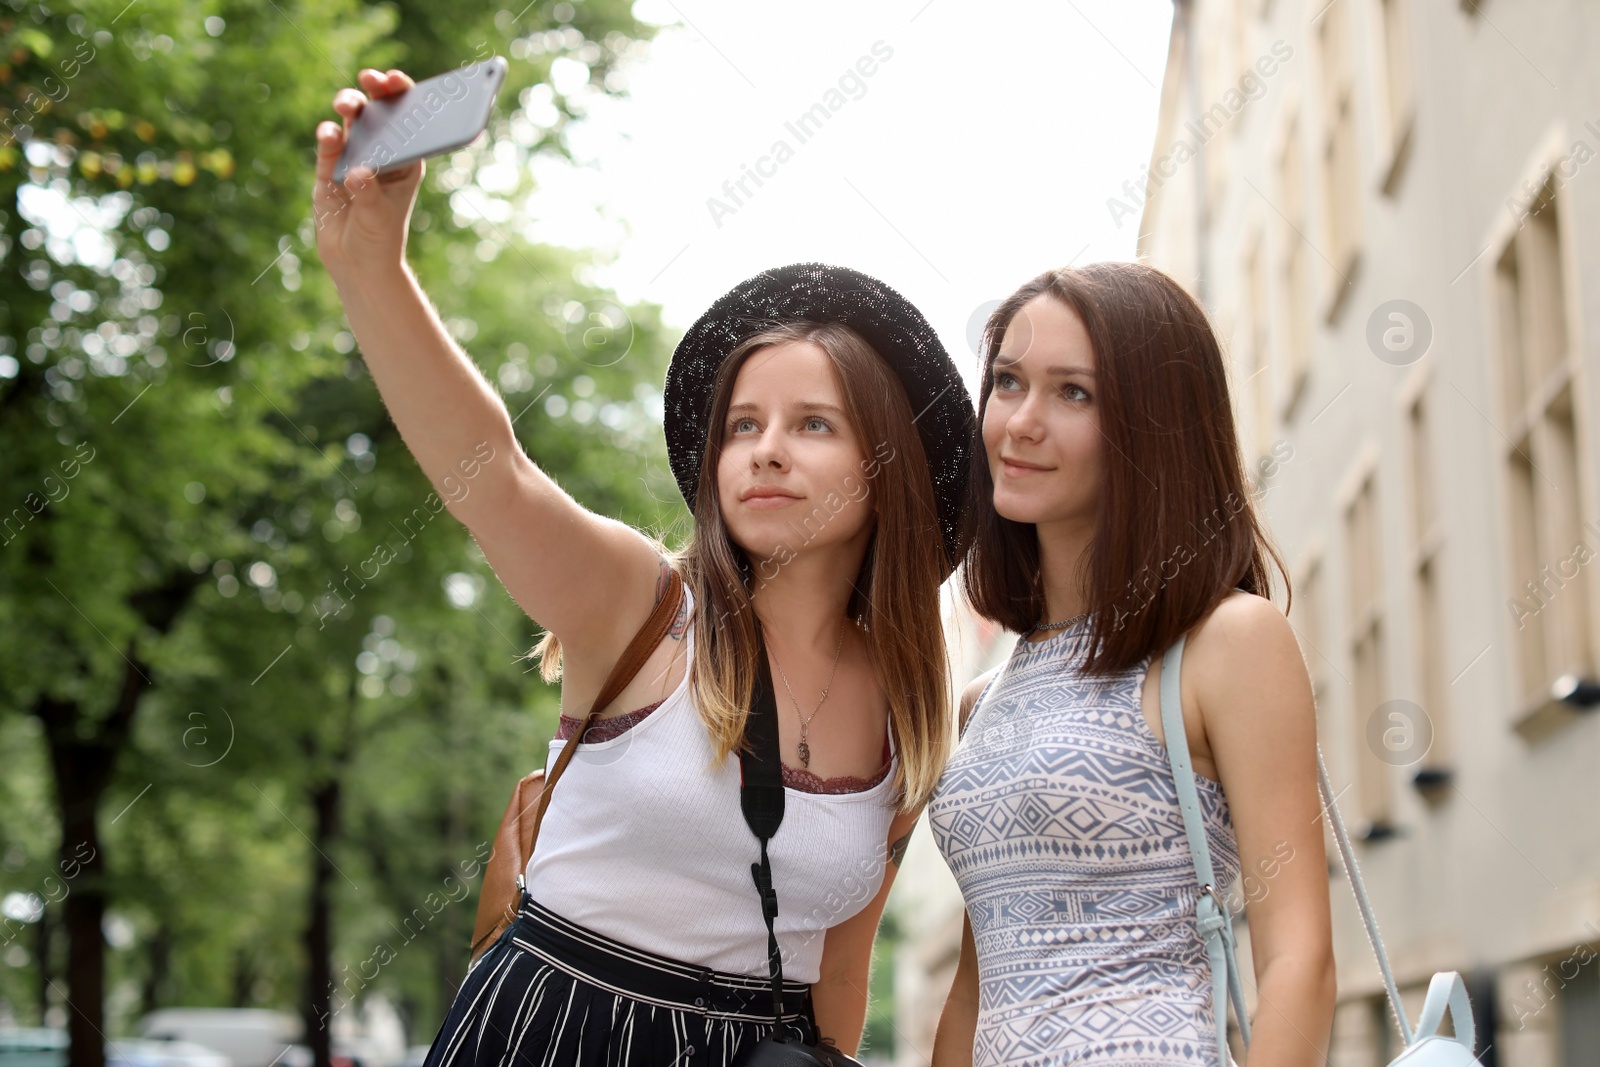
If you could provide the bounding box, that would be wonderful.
[313,70,512,534]
[311,70,662,678]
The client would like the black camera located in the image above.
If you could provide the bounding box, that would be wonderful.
[736,1019,864,1067]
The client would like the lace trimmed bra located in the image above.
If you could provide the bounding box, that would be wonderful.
[556,700,893,795]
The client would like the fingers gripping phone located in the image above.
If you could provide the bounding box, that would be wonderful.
[333,56,509,183]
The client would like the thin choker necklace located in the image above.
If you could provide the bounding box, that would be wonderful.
[1034,610,1090,633]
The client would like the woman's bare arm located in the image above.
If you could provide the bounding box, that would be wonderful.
[929,670,994,1066]
[812,808,921,1055]
[311,69,661,670]
[1189,593,1337,1065]
[932,914,979,1067]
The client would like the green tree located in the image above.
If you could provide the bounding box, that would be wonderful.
[0,1,678,1064]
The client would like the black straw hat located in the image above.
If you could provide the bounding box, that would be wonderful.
[663,262,975,576]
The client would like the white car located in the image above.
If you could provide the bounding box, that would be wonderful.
[0,1029,230,1067]
[0,1028,68,1067]
[137,1010,296,1067]
[106,1038,232,1067]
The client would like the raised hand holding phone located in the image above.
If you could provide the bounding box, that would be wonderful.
[313,67,429,277]
[334,57,506,183]
[303,56,670,732]
[306,64,525,550]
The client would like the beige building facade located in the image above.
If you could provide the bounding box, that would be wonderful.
[891,1,1600,1064]
[1136,0,1600,1063]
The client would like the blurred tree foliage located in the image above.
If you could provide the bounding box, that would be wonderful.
[0,1,685,1065]
[860,912,899,1060]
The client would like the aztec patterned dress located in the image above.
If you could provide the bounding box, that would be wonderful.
[929,618,1242,1067]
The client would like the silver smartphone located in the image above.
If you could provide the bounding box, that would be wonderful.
[333,56,508,183]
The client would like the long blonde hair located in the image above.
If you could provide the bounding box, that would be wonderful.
[535,322,953,813]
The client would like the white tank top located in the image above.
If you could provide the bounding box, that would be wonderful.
[523,586,901,984]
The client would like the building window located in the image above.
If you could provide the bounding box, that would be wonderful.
[1493,175,1596,737]
[1345,471,1394,838]
[1293,556,1347,871]
[1328,994,1398,1064]
[1375,0,1416,192]
[1561,954,1600,1066]
[1316,0,1362,316]
[1370,995,1396,1064]
[1233,0,1252,88]
[1294,557,1329,706]
[1243,234,1273,463]
[1407,389,1452,789]
[1278,114,1312,416]
[1201,21,1234,219]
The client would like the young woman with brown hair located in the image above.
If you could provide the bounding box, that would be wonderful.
[313,69,975,1065]
[929,263,1337,1066]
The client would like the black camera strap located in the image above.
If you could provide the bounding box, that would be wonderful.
[737,632,789,1028]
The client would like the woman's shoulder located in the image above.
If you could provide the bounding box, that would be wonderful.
[1188,588,1292,644]
[958,666,1002,737]
[642,553,694,640]
[674,563,697,617]
[1181,589,1306,703]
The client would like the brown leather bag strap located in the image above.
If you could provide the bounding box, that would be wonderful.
[526,567,686,846]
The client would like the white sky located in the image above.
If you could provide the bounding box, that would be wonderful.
[521,0,1176,377]
[0,3,1175,390]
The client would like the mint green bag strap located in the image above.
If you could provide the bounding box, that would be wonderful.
[1160,634,1252,1062]
[1160,634,1478,1065]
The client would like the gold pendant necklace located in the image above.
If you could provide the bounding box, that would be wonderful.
[768,619,847,768]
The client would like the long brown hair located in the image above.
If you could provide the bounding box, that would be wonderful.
[537,322,951,812]
[962,262,1290,674]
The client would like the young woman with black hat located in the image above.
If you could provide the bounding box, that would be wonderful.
[313,69,975,1066]
[928,264,1336,1066]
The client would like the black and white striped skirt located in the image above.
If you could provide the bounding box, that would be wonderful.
[423,890,817,1067]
